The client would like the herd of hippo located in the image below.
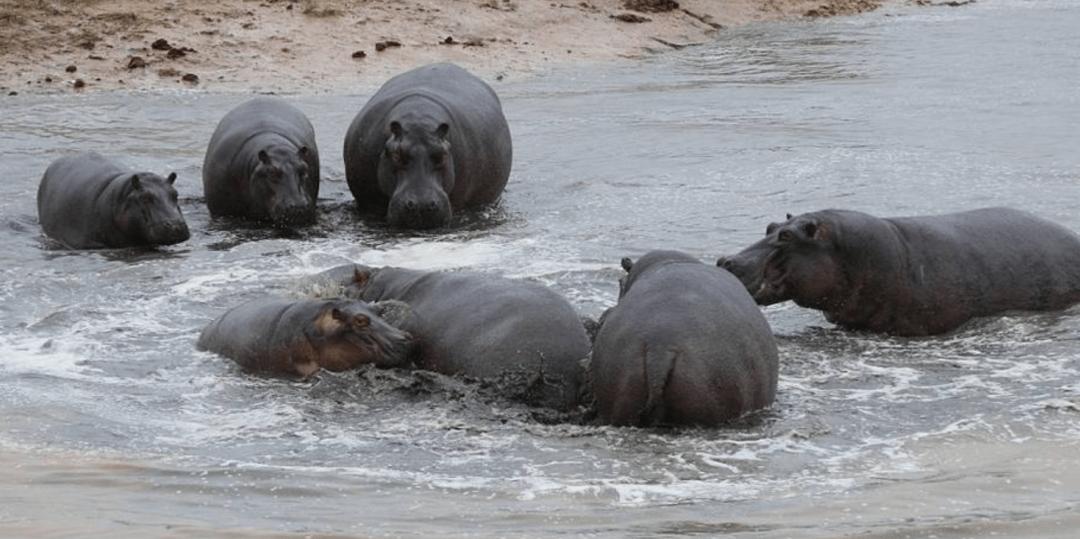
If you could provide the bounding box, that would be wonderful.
[35,62,1080,427]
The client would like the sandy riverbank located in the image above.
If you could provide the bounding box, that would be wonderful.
[0,0,889,95]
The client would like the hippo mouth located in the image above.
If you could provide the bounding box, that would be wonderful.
[753,251,789,306]
[346,327,417,368]
[144,221,191,246]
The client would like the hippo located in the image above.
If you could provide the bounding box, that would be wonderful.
[590,251,778,427]
[343,63,512,229]
[37,152,189,249]
[203,97,320,226]
[309,264,589,410]
[197,297,415,378]
[717,207,1080,336]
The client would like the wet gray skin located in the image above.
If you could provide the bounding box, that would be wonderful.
[4,2,1080,535]
[203,97,320,227]
[343,62,513,229]
[197,297,416,378]
[309,263,590,411]
[591,250,778,427]
[717,208,1080,336]
[37,151,189,249]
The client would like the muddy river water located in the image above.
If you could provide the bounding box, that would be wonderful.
[1,1,1079,536]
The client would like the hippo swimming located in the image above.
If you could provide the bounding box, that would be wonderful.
[310,264,589,410]
[590,251,778,427]
[203,97,320,226]
[37,152,189,249]
[197,297,415,378]
[717,207,1080,336]
[343,63,512,229]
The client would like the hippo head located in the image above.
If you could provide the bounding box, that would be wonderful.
[308,299,416,371]
[116,172,190,246]
[378,119,454,229]
[249,146,316,226]
[717,212,846,310]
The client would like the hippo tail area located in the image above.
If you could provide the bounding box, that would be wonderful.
[639,346,678,426]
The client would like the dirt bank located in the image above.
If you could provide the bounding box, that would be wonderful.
[0,0,886,95]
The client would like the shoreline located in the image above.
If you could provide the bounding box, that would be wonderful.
[1,0,886,96]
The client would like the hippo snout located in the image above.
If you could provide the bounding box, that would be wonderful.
[388,194,451,229]
[271,203,316,227]
[149,220,191,245]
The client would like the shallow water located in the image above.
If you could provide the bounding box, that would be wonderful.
[2,0,1079,536]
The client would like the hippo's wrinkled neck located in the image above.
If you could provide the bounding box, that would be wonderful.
[821,217,911,330]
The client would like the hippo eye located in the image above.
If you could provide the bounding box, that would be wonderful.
[778,230,794,243]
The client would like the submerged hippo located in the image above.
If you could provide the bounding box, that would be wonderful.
[197,297,415,378]
[343,63,512,229]
[310,264,589,410]
[203,97,320,226]
[37,152,189,249]
[717,207,1080,336]
[590,251,778,427]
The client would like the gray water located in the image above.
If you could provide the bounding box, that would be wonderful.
[2,1,1079,537]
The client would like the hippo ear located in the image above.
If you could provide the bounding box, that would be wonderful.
[166,172,177,185]
[806,221,830,241]
[435,123,449,140]
[786,213,793,221]
[620,257,634,273]
[351,268,370,288]
[389,121,403,138]
[298,146,310,158]
[258,149,271,165]
[129,174,142,190]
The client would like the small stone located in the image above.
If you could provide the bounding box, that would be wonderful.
[166,48,186,59]
[65,65,77,73]
[351,50,366,58]
[442,36,457,45]
[611,13,651,23]
[44,76,53,83]
[181,73,199,83]
[127,56,148,69]
[73,79,86,89]
[88,55,105,61]
[8,91,17,96]
[375,42,386,52]
[151,38,171,50]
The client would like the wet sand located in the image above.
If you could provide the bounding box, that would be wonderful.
[0,0,883,95]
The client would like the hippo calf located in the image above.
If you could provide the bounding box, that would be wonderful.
[197,297,415,378]
[311,264,589,410]
[717,207,1080,336]
[343,63,512,229]
[37,152,189,249]
[590,251,779,427]
[203,97,320,226]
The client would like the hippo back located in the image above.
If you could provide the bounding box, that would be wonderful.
[592,258,778,426]
[363,268,588,410]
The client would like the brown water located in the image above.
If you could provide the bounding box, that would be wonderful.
[1,0,1079,536]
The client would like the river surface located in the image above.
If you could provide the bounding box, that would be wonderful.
[2,1,1079,537]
